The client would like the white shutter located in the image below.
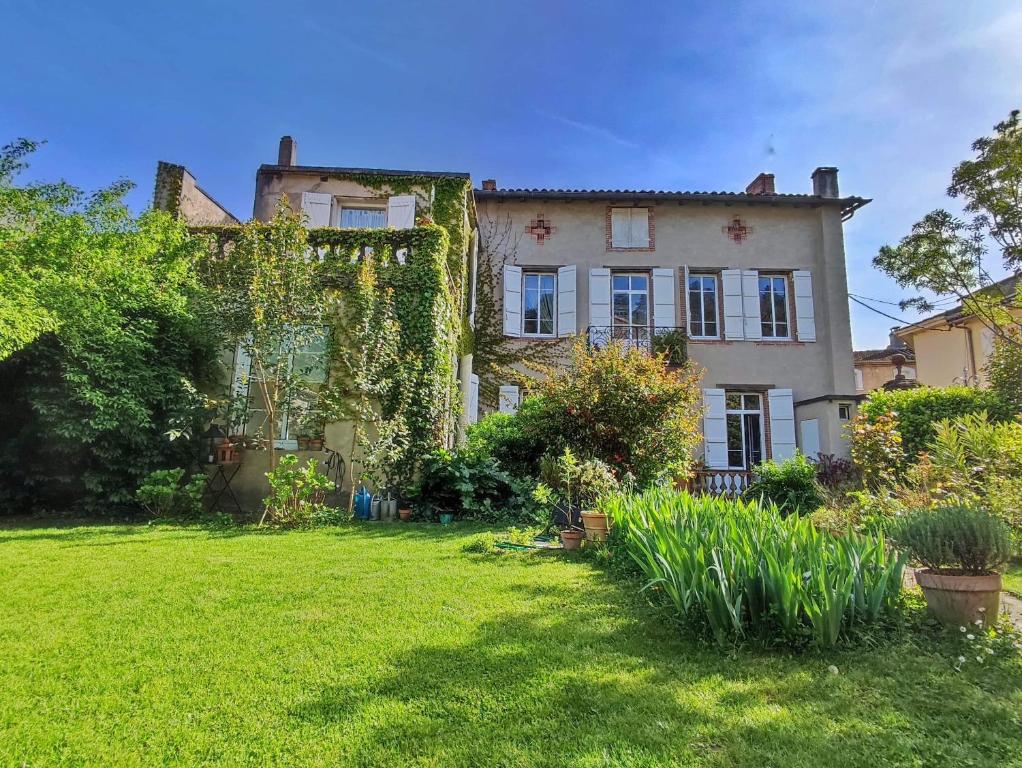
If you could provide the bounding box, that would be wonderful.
[386,194,416,229]
[469,374,480,424]
[721,269,745,340]
[768,389,797,461]
[611,209,630,247]
[300,192,332,228]
[503,264,522,338]
[793,270,816,342]
[557,265,576,337]
[741,270,762,341]
[854,369,864,391]
[231,341,253,434]
[702,388,728,469]
[682,265,691,335]
[630,209,649,248]
[799,419,821,459]
[652,268,676,329]
[588,268,612,329]
[498,385,520,414]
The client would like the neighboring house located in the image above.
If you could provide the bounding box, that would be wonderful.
[476,168,868,479]
[153,162,240,225]
[853,335,916,393]
[892,275,1020,388]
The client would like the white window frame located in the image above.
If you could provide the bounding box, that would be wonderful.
[335,205,387,229]
[838,403,852,421]
[521,271,558,338]
[725,392,766,470]
[759,274,791,340]
[687,273,720,339]
[610,208,650,249]
[611,272,651,344]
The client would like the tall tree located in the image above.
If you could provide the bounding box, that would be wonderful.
[874,110,1022,348]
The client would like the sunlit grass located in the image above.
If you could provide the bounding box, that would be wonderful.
[0,521,1019,767]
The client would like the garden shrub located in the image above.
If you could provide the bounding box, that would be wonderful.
[605,488,907,648]
[745,453,825,516]
[858,386,1013,466]
[890,506,1013,574]
[813,453,858,491]
[523,340,703,486]
[409,448,542,524]
[135,469,205,519]
[464,404,546,479]
[262,455,335,528]
[987,334,1022,415]
[903,412,1022,533]
[848,410,904,489]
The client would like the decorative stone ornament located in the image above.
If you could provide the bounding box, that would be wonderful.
[722,217,753,244]
[525,214,556,245]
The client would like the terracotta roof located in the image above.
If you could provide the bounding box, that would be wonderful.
[473,187,870,218]
[895,274,1020,336]
[854,348,916,363]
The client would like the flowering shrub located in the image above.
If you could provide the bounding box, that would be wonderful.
[262,455,335,527]
[848,410,904,489]
[524,340,703,485]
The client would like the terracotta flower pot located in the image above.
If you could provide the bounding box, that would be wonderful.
[560,529,584,551]
[580,510,610,542]
[915,569,1002,627]
[399,508,412,522]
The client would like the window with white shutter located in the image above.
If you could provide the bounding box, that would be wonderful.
[502,265,522,338]
[721,269,745,340]
[610,208,649,248]
[522,272,557,336]
[724,392,765,469]
[742,270,763,341]
[792,270,816,342]
[588,268,612,329]
[651,268,676,329]
[339,207,386,228]
[300,192,332,228]
[702,389,728,469]
[557,265,576,337]
[386,195,416,229]
[687,273,719,339]
[768,388,797,461]
[759,275,790,339]
[498,385,520,414]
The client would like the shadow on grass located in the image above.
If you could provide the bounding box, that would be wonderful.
[290,564,1022,767]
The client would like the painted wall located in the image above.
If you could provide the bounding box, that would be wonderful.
[478,197,858,456]
[901,312,1020,388]
[854,360,916,393]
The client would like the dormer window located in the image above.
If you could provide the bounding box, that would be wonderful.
[338,206,386,229]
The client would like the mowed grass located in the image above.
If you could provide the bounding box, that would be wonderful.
[1,522,1020,767]
[1005,559,1022,597]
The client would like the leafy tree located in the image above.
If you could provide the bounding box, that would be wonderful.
[200,200,326,485]
[986,331,1022,414]
[874,111,1022,347]
[0,139,220,511]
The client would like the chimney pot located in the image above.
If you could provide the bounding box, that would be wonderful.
[811,167,839,198]
[481,179,497,191]
[278,136,297,167]
[745,172,775,196]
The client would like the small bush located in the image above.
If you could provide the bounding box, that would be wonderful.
[987,334,1022,415]
[890,506,1013,575]
[745,453,824,516]
[848,410,904,489]
[813,453,857,491]
[605,489,907,648]
[262,455,335,528]
[465,405,546,479]
[859,386,1013,465]
[136,469,205,519]
[410,449,542,524]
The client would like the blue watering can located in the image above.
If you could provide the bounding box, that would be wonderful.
[354,486,372,520]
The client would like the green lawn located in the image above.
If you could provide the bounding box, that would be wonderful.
[1006,559,1022,597]
[1,522,1020,767]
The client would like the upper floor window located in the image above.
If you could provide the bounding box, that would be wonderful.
[612,273,649,328]
[610,208,650,249]
[688,274,718,338]
[522,272,556,336]
[759,275,790,339]
[339,207,387,229]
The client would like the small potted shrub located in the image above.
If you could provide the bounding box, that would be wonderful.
[539,449,617,549]
[892,506,1012,627]
[576,459,618,542]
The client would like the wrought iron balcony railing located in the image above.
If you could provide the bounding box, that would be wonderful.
[585,326,688,365]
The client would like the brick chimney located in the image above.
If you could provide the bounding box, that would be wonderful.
[278,136,297,167]
[745,172,775,195]
[811,167,839,198]
[481,179,497,191]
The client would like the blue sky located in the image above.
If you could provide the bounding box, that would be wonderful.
[3,0,1020,348]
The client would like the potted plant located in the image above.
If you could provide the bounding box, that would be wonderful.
[399,506,413,522]
[576,458,618,542]
[439,510,455,525]
[892,506,1012,627]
